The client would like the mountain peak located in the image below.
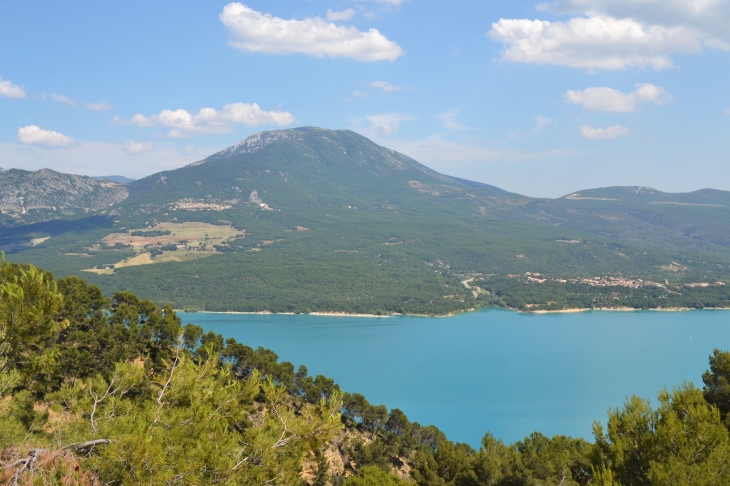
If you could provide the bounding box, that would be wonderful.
[191,127,345,166]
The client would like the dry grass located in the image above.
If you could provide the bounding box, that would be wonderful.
[0,447,100,485]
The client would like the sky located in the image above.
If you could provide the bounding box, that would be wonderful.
[1,0,729,198]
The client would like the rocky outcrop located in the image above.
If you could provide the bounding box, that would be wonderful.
[191,130,293,165]
[0,168,129,216]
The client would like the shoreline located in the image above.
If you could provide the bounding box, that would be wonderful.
[175,306,729,318]
[175,310,393,318]
[527,306,730,314]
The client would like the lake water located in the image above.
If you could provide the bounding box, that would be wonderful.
[180,309,730,447]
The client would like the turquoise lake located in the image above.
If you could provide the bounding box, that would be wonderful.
[180,309,730,447]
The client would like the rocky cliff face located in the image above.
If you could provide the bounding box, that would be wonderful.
[0,168,129,221]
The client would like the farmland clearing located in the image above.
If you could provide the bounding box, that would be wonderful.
[83,222,244,274]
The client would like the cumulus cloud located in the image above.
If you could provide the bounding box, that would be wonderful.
[370,80,403,92]
[540,0,730,49]
[565,83,672,112]
[326,9,355,21]
[86,100,112,111]
[220,3,404,61]
[489,16,700,70]
[0,76,26,98]
[112,102,295,137]
[365,113,417,137]
[16,126,75,148]
[580,124,630,139]
[122,140,155,155]
[51,93,77,107]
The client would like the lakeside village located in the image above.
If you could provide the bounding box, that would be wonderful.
[510,272,726,289]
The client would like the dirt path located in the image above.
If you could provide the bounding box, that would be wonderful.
[461,278,478,298]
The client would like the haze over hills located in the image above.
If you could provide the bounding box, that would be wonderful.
[92,175,136,184]
[2,127,729,314]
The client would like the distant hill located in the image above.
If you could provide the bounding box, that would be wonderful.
[4,128,730,314]
[0,168,128,226]
[510,185,730,249]
[93,175,135,184]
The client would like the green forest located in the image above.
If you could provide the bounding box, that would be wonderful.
[3,128,730,316]
[2,259,730,485]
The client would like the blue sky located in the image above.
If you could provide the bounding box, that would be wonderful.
[1,0,729,197]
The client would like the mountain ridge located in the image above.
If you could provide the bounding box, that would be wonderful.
[2,126,730,314]
[0,168,128,226]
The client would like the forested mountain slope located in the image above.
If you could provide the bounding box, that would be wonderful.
[122,127,730,251]
[123,127,526,213]
[2,127,730,314]
[512,186,730,249]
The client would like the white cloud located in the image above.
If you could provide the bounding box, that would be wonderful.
[86,100,112,111]
[112,102,295,137]
[372,0,406,6]
[726,108,730,115]
[364,113,417,137]
[437,110,469,130]
[370,80,403,92]
[540,0,730,49]
[220,3,404,61]
[0,76,26,98]
[16,126,74,148]
[565,83,672,112]
[489,16,700,70]
[352,90,369,98]
[122,140,155,155]
[533,116,553,130]
[0,141,217,179]
[326,9,355,21]
[51,93,77,107]
[492,0,730,71]
[580,124,630,139]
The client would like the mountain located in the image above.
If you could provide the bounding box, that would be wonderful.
[0,168,129,226]
[4,127,730,314]
[93,175,135,184]
[124,126,524,212]
[122,127,730,251]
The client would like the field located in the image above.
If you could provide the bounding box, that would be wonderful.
[83,222,243,274]
[100,222,243,248]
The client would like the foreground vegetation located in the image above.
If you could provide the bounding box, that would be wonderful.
[2,260,730,484]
